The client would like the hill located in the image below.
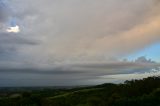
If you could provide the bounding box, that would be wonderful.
[1,76,160,106]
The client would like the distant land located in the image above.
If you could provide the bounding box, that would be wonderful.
[0,76,160,106]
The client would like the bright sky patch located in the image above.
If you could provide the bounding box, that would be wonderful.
[6,25,20,33]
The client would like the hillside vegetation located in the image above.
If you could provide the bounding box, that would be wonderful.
[1,76,160,106]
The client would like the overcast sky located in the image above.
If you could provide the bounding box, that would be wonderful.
[0,0,160,86]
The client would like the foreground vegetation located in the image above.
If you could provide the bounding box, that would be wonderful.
[1,76,160,106]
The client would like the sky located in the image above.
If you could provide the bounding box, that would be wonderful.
[0,0,160,86]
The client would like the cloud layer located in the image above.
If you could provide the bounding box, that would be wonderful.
[0,0,160,86]
[1,0,160,63]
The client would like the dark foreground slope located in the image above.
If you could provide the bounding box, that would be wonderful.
[1,76,160,106]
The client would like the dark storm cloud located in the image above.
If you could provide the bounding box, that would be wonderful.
[0,68,84,75]
[0,32,39,45]
[0,32,40,61]
[0,57,159,86]
[0,57,159,76]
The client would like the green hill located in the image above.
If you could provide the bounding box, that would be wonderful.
[1,76,160,106]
